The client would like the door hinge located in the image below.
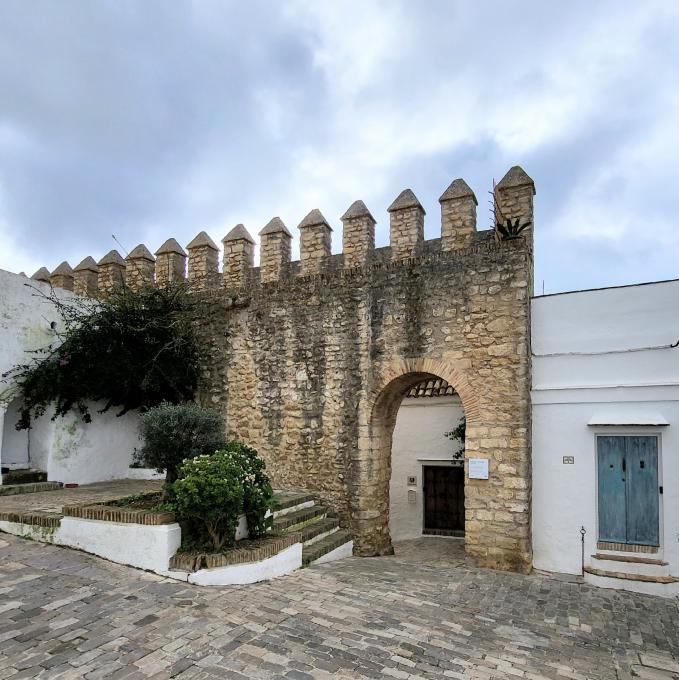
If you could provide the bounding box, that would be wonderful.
[659,486,663,494]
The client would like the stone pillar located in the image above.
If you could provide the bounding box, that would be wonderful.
[73,257,99,296]
[341,200,375,268]
[97,250,126,296]
[49,262,74,291]
[186,231,219,290]
[439,178,477,251]
[125,245,155,291]
[298,209,332,276]
[259,217,292,283]
[30,267,51,285]
[222,224,255,288]
[155,238,187,287]
[494,166,535,240]
[387,189,425,260]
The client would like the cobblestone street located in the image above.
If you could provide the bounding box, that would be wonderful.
[1,533,678,680]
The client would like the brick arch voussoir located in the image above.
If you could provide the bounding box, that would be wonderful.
[367,357,481,422]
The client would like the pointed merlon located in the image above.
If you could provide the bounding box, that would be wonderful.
[31,266,51,282]
[260,216,292,238]
[298,209,332,231]
[187,231,219,251]
[51,261,74,276]
[496,166,535,194]
[127,244,155,261]
[387,189,425,214]
[74,256,99,273]
[341,200,376,223]
[439,178,478,205]
[98,250,126,266]
[222,224,255,244]
[155,238,186,257]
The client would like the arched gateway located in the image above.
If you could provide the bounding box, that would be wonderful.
[53,164,534,573]
[193,166,536,573]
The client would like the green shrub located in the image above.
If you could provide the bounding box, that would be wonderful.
[136,403,225,484]
[221,441,274,539]
[173,452,244,551]
[172,443,274,552]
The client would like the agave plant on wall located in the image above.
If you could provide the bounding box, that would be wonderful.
[490,178,532,241]
[495,217,532,240]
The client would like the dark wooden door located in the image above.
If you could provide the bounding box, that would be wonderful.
[423,465,464,535]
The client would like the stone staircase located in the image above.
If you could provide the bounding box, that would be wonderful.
[0,469,62,496]
[585,552,679,597]
[272,491,353,567]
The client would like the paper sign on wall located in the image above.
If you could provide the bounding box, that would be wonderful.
[468,458,489,479]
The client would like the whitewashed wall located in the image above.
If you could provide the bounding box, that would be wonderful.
[389,394,464,541]
[0,269,140,483]
[532,280,679,576]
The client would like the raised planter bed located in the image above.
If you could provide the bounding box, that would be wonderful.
[168,533,304,586]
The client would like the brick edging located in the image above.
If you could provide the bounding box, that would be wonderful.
[169,533,300,572]
[0,511,62,528]
[63,504,175,525]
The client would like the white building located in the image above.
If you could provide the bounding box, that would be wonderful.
[0,269,139,485]
[531,279,679,596]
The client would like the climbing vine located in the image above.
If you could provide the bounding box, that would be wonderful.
[3,282,202,429]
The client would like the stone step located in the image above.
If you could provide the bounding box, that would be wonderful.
[0,481,63,497]
[274,505,327,532]
[1,469,47,485]
[303,530,353,566]
[592,552,667,566]
[584,566,679,584]
[590,554,671,578]
[272,491,316,518]
[273,491,317,511]
[299,517,339,546]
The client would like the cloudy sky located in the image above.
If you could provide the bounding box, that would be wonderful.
[0,1,677,294]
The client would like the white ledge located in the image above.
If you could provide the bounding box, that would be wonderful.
[587,414,669,426]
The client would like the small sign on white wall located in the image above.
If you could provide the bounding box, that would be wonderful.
[468,458,489,479]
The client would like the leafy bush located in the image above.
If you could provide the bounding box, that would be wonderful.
[135,402,225,484]
[223,441,274,539]
[445,416,466,460]
[3,282,201,429]
[173,452,244,551]
[172,443,274,552]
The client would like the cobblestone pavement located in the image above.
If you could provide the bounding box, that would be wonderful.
[1,533,678,680]
[0,481,164,518]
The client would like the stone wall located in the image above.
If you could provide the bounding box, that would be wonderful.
[28,165,536,572]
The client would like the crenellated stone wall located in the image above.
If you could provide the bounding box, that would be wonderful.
[28,165,536,573]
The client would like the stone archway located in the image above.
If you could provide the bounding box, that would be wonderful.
[352,358,481,557]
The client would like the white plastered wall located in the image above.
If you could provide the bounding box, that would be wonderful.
[0,268,140,484]
[389,394,464,541]
[531,280,679,577]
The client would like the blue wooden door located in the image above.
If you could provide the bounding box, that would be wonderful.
[597,436,627,543]
[626,436,659,546]
[597,436,659,546]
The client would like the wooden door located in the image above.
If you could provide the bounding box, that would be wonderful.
[597,436,659,546]
[423,465,464,534]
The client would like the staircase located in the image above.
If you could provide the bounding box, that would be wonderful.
[585,552,679,597]
[272,491,353,567]
[0,469,62,496]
